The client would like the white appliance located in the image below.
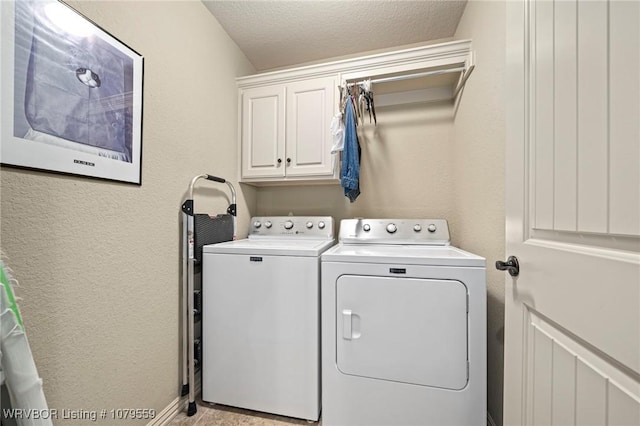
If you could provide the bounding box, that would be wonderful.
[321,219,486,426]
[201,216,335,421]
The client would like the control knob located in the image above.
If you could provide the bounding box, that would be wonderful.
[318,221,326,229]
[427,224,437,233]
[253,221,261,229]
[284,220,294,230]
[413,224,422,232]
[362,224,371,232]
[386,223,397,234]
[264,221,272,229]
[306,221,314,229]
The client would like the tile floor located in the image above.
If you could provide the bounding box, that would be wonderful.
[170,400,320,426]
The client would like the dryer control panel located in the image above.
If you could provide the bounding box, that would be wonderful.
[249,216,334,239]
[339,218,450,245]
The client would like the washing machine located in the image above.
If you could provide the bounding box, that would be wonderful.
[201,216,334,421]
[321,218,486,426]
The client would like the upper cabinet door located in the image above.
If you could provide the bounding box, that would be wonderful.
[241,85,286,178]
[285,77,336,178]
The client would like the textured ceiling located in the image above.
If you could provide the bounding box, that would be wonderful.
[202,0,468,71]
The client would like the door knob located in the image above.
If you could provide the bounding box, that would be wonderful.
[496,256,520,277]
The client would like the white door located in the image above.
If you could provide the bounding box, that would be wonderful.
[240,84,286,178]
[336,275,468,389]
[504,1,640,425]
[285,77,336,177]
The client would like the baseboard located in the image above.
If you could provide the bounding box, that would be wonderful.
[487,411,497,426]
[146,396,183,426]
[147,378,201,426]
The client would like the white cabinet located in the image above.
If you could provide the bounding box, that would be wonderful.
[239,77,338,184]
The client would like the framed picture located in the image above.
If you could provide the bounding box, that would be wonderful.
[1,0,144,184]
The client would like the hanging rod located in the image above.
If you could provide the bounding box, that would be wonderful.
[348,66,467,87]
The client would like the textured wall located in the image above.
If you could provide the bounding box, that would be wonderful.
[453,1,506,425]
[0,0,255,422]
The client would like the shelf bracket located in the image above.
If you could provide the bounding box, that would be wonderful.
[453,52,476,98]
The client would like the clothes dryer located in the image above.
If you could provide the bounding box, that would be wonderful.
[202,216,334,421]
[321,219,486,426]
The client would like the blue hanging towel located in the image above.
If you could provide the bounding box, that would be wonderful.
[341,96,361,202]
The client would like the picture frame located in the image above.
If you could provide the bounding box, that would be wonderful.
[1,0,144,185]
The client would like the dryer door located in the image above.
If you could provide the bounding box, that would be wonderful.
[336,275,468,390]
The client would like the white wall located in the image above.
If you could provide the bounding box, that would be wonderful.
[453,1,506,425]
[0,0,255,422]
[256,102,456,221]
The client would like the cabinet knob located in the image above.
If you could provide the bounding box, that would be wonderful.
[286,158,291,164]
[277,158,282,164]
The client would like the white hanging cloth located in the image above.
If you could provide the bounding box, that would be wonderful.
[330,111,345,154]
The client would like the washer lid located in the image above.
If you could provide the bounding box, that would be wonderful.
[321,244,485,267]
[203,238,336,257]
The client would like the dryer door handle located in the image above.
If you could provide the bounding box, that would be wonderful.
[342,310,353,340]
[342,309,361,340]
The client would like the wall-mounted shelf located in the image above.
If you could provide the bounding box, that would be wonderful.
[338,42,475,106]
[237,40,475,106]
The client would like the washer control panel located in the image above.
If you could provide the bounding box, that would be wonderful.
[339,218,450,245]
[249,216,334,238]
